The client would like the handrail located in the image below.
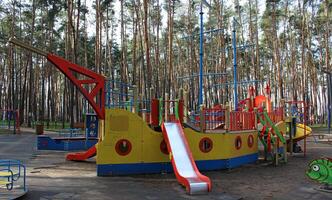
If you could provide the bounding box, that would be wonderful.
[262,111,286,144]
[257,113,276,144]
[0,169,14,190]
[0,159,26,191]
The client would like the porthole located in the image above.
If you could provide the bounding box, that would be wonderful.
[235,136,242,150]
[115,139,132,156]
[199,137,213,153]
[247,134,254,148]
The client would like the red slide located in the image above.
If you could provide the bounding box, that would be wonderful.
[161,121,211,194]
[66,145,97,161]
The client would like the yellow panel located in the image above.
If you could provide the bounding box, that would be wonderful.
[184,128,258,160]
[97,108,258,165]
[110,115,129,131]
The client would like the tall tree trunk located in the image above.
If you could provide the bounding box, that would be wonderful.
[143,0,151,94]
[167,0,174,97]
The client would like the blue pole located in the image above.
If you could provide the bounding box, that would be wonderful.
[199,3,204,107]
[232,18,238,111]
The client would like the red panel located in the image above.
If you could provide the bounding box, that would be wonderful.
[47,54,105,119]
[151,99,159,126]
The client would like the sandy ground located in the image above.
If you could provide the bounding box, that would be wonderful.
[0,128,331,200]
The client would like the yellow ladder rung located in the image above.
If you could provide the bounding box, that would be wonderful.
[0,171,18,177]
[0,180,11,185]
[0,172,12,177]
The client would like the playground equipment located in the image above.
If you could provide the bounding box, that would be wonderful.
[8,37,312,194]
[37,113,99,151]
[284,100,311,155]
[0,109,20,134]
[0,160,27,198]
[162,121,211,194]
[257,109,287,165]
[306,157,332,191]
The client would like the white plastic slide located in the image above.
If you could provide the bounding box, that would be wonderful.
[162,121,211,194]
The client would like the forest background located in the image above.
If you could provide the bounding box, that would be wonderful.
[0,0,331,127]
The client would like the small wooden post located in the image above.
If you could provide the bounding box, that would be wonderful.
[165,93,169,122]
[99,119,105,141]
[142,109,146,123]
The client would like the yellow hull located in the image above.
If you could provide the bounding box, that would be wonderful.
[97,109,258,166]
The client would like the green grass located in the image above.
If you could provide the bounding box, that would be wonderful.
[31,121,71,131]
[0,120,16,134]
[0,120,16,126]
[0,128,14,134]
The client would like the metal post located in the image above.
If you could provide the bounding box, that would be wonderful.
[199,3,204,107]
[232,18,238,111]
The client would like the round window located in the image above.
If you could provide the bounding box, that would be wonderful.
[235,136,242,150]
[115,139,132,156]
[199,137,213,153]
[247,135,254,148]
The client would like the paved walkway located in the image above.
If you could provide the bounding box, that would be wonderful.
[0,129,331,199]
